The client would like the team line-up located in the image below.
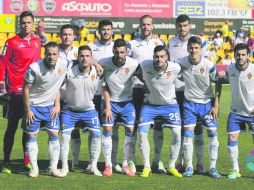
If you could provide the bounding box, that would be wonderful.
[0,11,253,180]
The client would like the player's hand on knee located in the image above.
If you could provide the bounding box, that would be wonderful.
[25,110,35,126]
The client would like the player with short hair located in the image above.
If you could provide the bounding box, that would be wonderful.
[23,42,71,178]
[60,45,102,177]
[220,43,254,179]
[138,45,182,178]
[177,36,221,178]
[127,14,166,173]
[100,39,138,177]
[0,11,41,173]
[168,14,207,173]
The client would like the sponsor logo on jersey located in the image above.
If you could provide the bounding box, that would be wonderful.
[18,43,26,48]
[248,72,253,79]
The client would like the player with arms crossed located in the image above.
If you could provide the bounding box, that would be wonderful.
[100,39,138,176]
[60,45,102,176]
[177,36,221,178]
[23,42,70,178]
[138,45,182,178]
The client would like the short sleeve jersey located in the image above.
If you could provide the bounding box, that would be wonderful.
[64,64,99,111]
[100,56,139,102]
[24,57,70,106]
[141,60,181,105]
[177,56,216,104]
[226,63,254,116]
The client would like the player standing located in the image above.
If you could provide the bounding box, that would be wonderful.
[23,42,70,177]
[0,11,41,173]
[138,45,182,178]
[60,45,102,176]
[177,36,221,178]
[100,39,138,176]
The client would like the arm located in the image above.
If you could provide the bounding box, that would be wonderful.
[103,85,113,122]
[23,83,35,126]
[92,59,104,76]
[50,91,61,119]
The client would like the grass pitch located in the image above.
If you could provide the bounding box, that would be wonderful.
[0,85,253,190]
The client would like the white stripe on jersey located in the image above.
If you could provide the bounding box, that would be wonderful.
[25,57,71,106]
[100,56,139,102]
[226,63,254,116]
[177,56,216,104]
[64,65,99,111]
[141,60,180,105]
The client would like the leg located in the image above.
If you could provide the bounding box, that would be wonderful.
[194,122,205,173]
[102,126,113,176]
[27,133,39,177]
[60,130,71,176]
[121,126,135,176]
[227,133,241,179]
[183,127,194,177]
[71,127,81,170]
[112,126,121,172]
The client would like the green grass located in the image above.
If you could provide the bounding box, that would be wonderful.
[0,85,254,190]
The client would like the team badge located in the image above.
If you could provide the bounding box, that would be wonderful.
[10,0,23,13]
[26,0,40,13]
[35,41,38,48]
[91,74,95,81]
[57,68,62,76]
[155,42,159,46]
[42,0,56,13]
[74,52,78,59]
[125,68,129,75]
[200,67,205,74]
[248,73,253,79]
[166,71,171,78]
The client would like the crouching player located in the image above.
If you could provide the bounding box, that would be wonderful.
[23,42,71,177]
[221,43,254,179]
[60,45,102,176]
[138,45,182,177]
[100,39,138,176]
[177,36,221,178]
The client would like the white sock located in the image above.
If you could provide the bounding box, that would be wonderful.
[102,135,112,167]
[130,131,137,163]
[123,135,132,167]
[208,136,219,169]
[90,137,101,169]
[228,145,239,172]
[177,137,185,165]
[169,127,181,168]
[183,137,193,169]
[48,136,60,170]
[60,134,71,170]
[71,138,81,166]
[112,127,119,166]
[139,132,150,168]
[194,133,204,165]
[153,129,163,165]
[27,139,38,170]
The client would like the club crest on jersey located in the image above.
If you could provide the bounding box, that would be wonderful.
[91,74,95,81]
[74,52,78,59]
[35,41,38,48]
[57,68,62,76]
[200,67,205,74]
[248,73,253,79]
[155,42,159,46]
[166,71,171,78]
[125,68,129,75]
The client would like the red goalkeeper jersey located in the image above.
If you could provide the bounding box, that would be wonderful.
[0,34,41,94]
